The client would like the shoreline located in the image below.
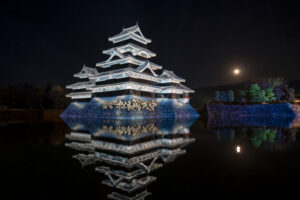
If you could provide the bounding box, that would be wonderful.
[0,109,63,122]
[207,103,300,118]
[207,103,300,128]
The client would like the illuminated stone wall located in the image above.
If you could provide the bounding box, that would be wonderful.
[60,95,199,118]
[207,103,297,128]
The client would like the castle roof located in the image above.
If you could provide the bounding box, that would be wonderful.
[66,80,95,90]
[89,67,184,83]
[103,43,156,58]
[90,81,194,94]
[160,70,185,82]
[96,55,162,70]
[108,24,151,45]
[67,24,194,99]
[74,65,98,79]
[136,61,158,76]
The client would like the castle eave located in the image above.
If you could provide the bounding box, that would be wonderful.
[66,91,92,99]
[90,81,194,94]
[108,32,151,45]
[66,81,95,90]
[103,43,156,58]
[89,67,184,84]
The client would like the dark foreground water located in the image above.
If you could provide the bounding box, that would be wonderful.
[1,117,300,199]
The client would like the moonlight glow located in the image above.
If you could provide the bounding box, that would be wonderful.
[233,68,240,75]
[236,145,241,153]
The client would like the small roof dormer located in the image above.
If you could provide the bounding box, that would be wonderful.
[108,24,151,45]
[74,65,98,79]
[160,70,185,82]
[104,48,125,62]
[136,61,158,77]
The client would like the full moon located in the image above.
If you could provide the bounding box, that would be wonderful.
[236,145,241,153]
[233,68,240,75]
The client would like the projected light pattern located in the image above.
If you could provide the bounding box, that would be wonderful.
[60,95,199,118]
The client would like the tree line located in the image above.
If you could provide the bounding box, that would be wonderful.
[0,82,70,109]
[214,78,295,104]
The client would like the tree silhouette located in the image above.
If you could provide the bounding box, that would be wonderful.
[265,88,276,102]
[214,91,221,102]
[227,90,234,102]
[249,84,263,103]
[237,90,247,103]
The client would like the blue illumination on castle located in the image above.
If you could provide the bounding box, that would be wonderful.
[60,24,199,118]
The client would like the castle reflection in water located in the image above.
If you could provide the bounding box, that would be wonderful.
[61,117,197,199]
[61,114,300,199]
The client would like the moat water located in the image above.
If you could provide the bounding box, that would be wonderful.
[1,116,300,199]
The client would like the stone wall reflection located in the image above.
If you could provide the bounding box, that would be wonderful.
[62,117,197,199]
[208,115,300,150]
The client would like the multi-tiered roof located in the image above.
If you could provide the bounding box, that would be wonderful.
[66,24,194,100]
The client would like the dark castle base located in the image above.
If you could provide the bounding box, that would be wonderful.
[60,95,199,119]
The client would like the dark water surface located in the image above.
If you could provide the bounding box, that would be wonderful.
[1,117,300,199]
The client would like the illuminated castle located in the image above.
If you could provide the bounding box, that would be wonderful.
[61,24,199,118]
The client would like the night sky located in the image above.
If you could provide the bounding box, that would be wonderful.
[1,0,300,88]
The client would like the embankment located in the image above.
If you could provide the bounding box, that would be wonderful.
[207,103,300,128]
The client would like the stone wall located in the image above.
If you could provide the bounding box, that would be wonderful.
[60,95,199,119]
[207,103,297,118]
[207,103,300,128]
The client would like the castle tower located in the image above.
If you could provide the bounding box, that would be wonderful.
[61,24,199,118]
